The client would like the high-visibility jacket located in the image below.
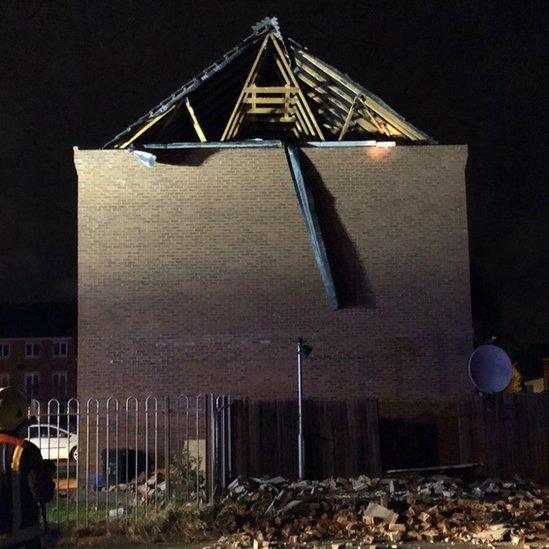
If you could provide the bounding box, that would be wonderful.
[0,434,55,548]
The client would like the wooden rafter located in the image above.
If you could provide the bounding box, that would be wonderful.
[296,65,387,136]
[221,35,270,141]
[244,85,298,121]
[104,20,275,149]
[270,38,324,139]
[294,49,428,141]
[361,101,390,136]
[338,94,360,140]
[185,98,207,142]
[274,58,314,137]
[118,106,175,149]
[295,68,384,135]
[106,19,434,147]
[300,69,397,137]
[221,33,323,141]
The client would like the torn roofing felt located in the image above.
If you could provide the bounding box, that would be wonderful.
[104,17,435,148]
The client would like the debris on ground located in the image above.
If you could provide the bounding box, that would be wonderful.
[101,467,206,503]
[212,475,548,546]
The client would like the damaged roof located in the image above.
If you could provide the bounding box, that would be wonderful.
[105,17,435,148]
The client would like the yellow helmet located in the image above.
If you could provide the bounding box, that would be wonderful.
[0,387,29,432]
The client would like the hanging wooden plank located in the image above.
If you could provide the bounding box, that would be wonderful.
[285,145,339,310]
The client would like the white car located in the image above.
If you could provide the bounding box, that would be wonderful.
[26,424,78,461]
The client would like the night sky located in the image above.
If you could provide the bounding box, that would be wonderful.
[0,2,546,368]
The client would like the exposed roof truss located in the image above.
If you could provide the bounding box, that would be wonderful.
[221,34,324,141]
[105,17,434,148]
[290,44,430,142]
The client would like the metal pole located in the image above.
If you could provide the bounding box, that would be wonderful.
[164,396,171,501]
[297,338,305,479]
[207,394,216,503]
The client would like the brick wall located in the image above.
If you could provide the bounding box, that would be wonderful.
[76,145,472,403]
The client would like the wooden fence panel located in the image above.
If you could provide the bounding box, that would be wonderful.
[458,393,549,483]
[231,399,381,479]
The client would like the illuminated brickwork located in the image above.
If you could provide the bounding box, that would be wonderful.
[76,145,471,402]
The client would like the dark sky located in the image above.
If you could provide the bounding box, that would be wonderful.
[0,1,546,354]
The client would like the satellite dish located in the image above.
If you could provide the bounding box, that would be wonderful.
[468,344,512,393]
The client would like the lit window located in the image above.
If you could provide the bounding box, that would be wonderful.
[52,372,68,397]
[25,373,40,398]
[53,341,68,358]
[0,374,10,386]
[0,344,9,358]
[25,343,40,358]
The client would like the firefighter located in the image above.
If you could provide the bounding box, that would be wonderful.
[0,387,55,548]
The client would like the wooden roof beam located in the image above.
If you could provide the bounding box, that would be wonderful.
[118,106,176,149]
[304,86,380,136]
[338,95,360,141]
[298,66,409,139]
[296,50,429,141]
[185,98,207,143]
[221,35,270,141]
[270,37,324,140]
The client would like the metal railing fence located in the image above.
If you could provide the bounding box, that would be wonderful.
[26,394,230,528]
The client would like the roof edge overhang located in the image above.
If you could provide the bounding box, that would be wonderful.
[140,139,426,150]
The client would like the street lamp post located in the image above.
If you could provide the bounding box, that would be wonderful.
[297,338,304,479]
[296,337,312,480]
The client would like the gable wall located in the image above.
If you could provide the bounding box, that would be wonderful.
[76,145,471,402]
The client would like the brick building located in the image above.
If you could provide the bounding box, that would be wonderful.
[0,304,77,402]
[76,19,472,405]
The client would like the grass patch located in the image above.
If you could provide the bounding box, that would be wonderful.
[46,450,211,545]
[56,502,212,546]
[46,498,136,528]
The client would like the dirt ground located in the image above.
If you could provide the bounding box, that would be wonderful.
[52,542,548,548]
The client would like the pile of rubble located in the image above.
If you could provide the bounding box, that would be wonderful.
[103,469,206,503]
[214,475,548,546]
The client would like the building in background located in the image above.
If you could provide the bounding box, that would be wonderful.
[0,303,76,401]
